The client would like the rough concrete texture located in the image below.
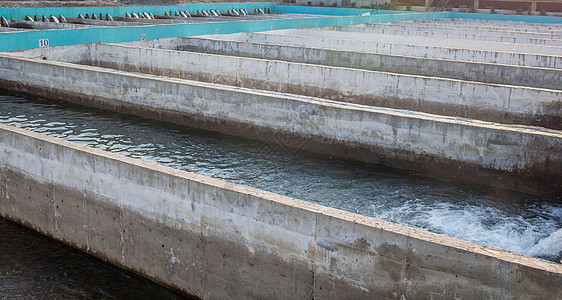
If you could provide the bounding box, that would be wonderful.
[8,20,96,29]
[324,25,562,47]
[263,29,562,56]
[417,18,562,31]
[211,32,562,69]
[138,36,562,90]
[0,54,560,197]
[1,123,561,299]
[9,41,561,128]
[82,42,561,129]
[358,22,562,39]
[6,43,91,62]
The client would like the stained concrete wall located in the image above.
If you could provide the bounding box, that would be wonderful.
[5,43,91,62]
[1,123,561,299]
[66,18,153,27]
[8,20,95,30]
[12,41,560,125]
[211,32,562,69]
[265,29,562,56]
[81,42,562,129]
[0,54,560,197]
[359,22,562,39]
[417,17,562,29]
[324,24,562,46]
[165,36,562,90]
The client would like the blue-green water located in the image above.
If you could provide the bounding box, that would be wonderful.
[0,90,560,296]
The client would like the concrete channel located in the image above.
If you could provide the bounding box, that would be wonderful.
[2,123,561,299]
[121,36,562,90]
[417,18,562,30]
[212,31,562,69]
[8,20,97,29]
[357,22,562,38]
[0,8,561,299]
[24,41,561,129]
[260,29,562,56]
[325,24,562,46]
[1,47,560,195]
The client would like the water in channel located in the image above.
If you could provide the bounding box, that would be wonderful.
[0,90,560,294]
[0,217,193,299]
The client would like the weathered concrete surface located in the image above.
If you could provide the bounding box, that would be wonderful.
[1,123,561,299]
[6,43,91,62]
[8,20,96,29]
[210,32,562,69]
[0,55,560,197]
[80,42,562,129]
[66,18,153,27]
[417,18,562,32]
[264,29,562,56]
[10,42,561,126]
[164,36,562,90]
[359,22,562,39]
[324,24,562,47]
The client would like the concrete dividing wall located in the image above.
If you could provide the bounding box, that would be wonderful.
[0,54,560,197]
[8,20,95,30]
[67,18,153,27]
[360,22,562,38]
[267,29,562,56]
[216,32,562,69]
[1,6,562,53]
[165,36,562,90]
[326,24,562,46]
[447,12,562,23]
[418,17,562,29]
[1,123,561,299]
[5,43,91,62]
[0,5,428,52]
[82,43,562,129]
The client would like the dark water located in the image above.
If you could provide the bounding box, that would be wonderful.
[0,217,191,299]
[0,89,560,296]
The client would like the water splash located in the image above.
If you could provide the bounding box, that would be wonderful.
[1,91,560,263]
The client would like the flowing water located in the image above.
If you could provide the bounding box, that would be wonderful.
[0,90,560,296]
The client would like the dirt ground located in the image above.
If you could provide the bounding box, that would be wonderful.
[0,0,242,8]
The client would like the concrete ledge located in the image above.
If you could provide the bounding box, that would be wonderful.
[8,20,96,30]
[417,18,562,30]
[324,25,562,47]
[217,32,562,69]
[359,22,562,39]
[0,55,560,197]
[266,29,562,56]
[80,43,562,129]
[167,36,562,90]
[6,43,91,63]
[1,123,561,299]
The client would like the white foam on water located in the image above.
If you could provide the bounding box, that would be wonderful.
[2,94,561,263]
[372,200,562,261]
[527,228,562,261]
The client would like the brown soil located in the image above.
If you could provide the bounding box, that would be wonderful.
[0,0,239,8]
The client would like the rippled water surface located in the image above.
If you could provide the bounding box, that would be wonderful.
[0,217,191,299]
[0,90,560,283]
